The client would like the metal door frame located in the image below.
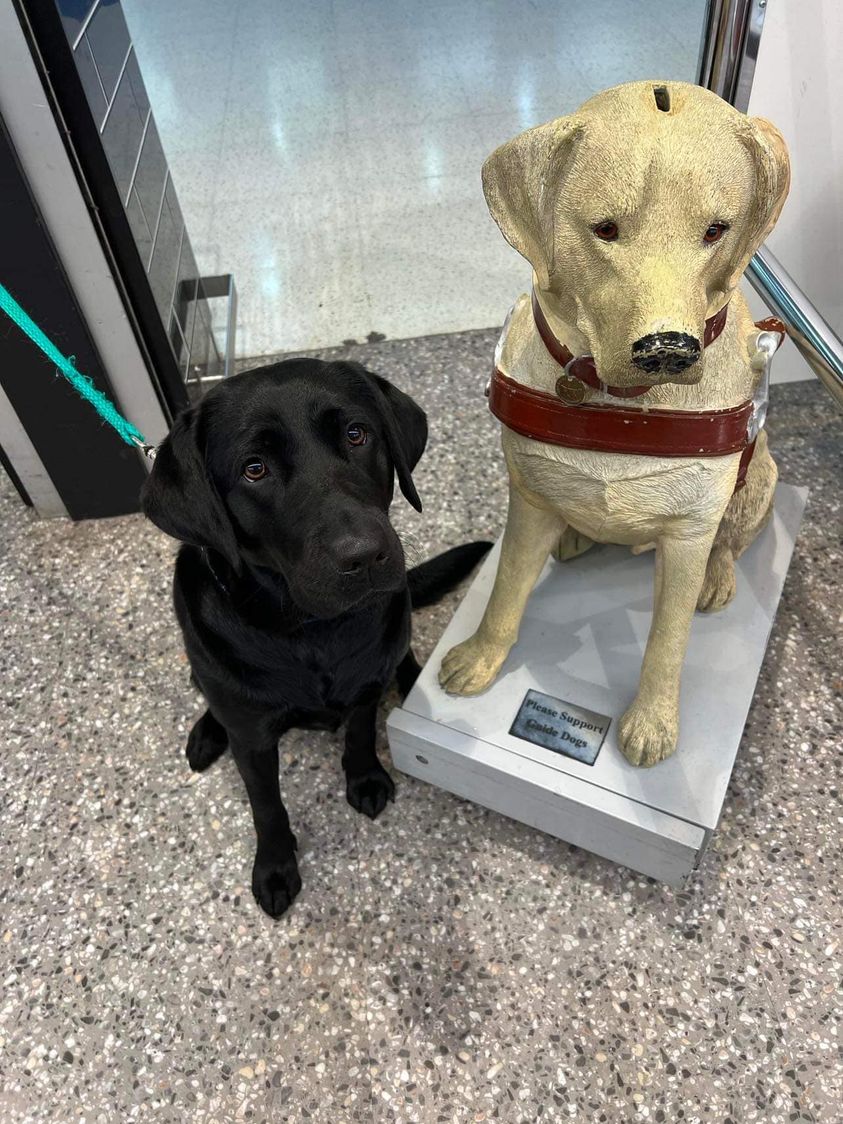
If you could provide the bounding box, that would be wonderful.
[0,0,171,516]
[698,0,843,406]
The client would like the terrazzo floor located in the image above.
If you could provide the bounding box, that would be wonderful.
[1,328,841,1123]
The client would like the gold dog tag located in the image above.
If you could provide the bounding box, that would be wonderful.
[555,374,586,404]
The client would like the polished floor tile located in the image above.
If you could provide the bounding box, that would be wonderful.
[122,0,708,356]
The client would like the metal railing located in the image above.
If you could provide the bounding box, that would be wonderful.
[748,249,843,408]
[699,0,843,408]
[697,0,767,113]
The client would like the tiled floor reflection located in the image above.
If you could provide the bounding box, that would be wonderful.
[122,0,706,356]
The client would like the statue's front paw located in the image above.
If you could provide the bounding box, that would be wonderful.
[438,634,510,696]
[618,699,678,767]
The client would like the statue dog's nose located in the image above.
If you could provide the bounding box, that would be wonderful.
[631,332,701,375]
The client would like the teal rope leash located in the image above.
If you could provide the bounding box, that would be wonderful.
[0,281,156,456]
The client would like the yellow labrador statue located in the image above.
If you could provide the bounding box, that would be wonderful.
[439,81,790,767]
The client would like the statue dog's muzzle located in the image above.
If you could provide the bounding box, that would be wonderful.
[631,331,701,376]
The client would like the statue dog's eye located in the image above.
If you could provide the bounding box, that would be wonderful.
[346,424,368,446]
[703,222,730,244]
[242,460,267,481]
[593,221,619,241]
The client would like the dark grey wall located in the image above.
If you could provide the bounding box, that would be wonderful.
[55,0,222,387]
[0,117,147,517]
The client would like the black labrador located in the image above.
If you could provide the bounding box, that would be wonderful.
[142,358,489,918]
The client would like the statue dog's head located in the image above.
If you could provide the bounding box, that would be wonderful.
[483,81,790,389]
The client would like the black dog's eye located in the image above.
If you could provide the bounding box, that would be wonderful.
[703,222,730,244]
[594,221,619,242]
[346,423,368,447]
[242,459,268,481]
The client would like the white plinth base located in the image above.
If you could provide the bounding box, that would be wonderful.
[387,485,807,886]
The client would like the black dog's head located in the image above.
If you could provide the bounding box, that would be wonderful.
[142,358,427,618]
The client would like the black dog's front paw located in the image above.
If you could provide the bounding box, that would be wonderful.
[186,710,228,773]
[345,763,396,820]
[252,842,301,919]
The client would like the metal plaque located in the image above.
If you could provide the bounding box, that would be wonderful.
[509,689,610,765]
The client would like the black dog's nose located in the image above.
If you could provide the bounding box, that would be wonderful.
[333,534,389,576]
[631,331,701,375]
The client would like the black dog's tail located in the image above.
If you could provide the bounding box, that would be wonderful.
[407,541,492,609]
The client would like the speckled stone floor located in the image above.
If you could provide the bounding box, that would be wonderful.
[1,329,840,1124]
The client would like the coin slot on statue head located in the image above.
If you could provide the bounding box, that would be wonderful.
[653,85,671,112]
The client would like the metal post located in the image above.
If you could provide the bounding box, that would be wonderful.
[747,249,843,408]
[697,0,769,113]
[698,0,843,407]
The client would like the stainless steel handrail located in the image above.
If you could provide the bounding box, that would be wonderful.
[699,0,843,407]
[747,248,843,408]
[697,0,768,113]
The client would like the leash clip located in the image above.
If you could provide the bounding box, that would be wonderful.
[131,436,158,461]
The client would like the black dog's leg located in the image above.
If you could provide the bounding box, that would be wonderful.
[222,714,301,919]
[185,709,228,772]
[396,648,422,700]
[343,700,395,820]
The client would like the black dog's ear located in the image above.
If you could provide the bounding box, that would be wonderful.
[141,405,240,568]
[370,371,428,512]
[330,361,427,510]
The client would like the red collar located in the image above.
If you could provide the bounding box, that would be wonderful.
[531,290,730,400]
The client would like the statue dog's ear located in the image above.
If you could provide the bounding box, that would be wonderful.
[482,115,585,289]
[141,405,240,568]
[726,115,791,290]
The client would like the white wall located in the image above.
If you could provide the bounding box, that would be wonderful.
[744,0,842,382]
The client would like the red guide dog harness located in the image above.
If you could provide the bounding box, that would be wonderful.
[487,293,786,492]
